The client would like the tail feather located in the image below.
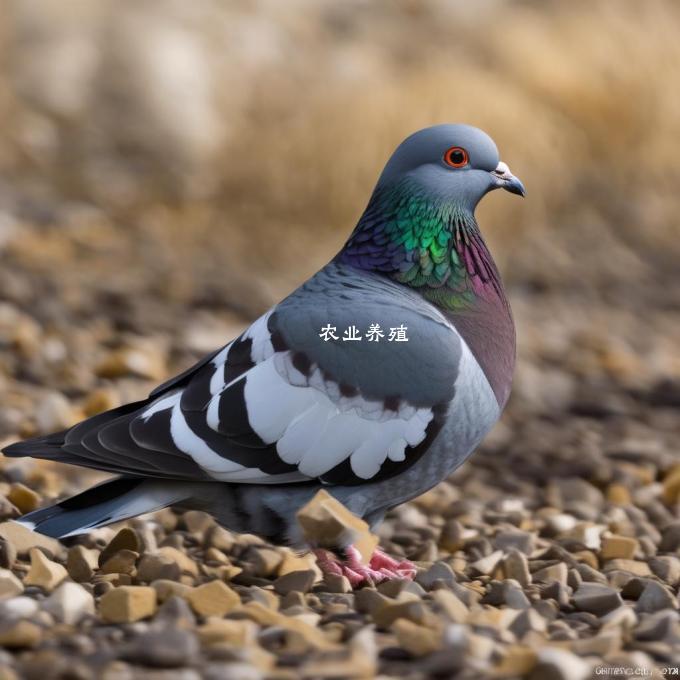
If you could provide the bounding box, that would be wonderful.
[16,477,193,538]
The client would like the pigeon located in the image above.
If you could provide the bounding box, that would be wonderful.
[3,124,524,585]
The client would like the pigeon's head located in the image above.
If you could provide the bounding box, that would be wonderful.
[377,124,525,211]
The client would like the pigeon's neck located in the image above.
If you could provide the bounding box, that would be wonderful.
[338,180,508,311]
[336,180,516,407]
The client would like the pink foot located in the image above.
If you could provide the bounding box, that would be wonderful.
[314,545,417,588]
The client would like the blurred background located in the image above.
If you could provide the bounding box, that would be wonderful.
[0,0,679,479]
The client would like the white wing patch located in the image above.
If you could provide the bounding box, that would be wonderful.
[141,309,435,483]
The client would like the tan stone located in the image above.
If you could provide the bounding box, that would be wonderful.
[274,569,317,596]
[601,535,638,561]
[0,620,42,648]
[606,484,631,505]
[470,550,503,576]
[603,559,651,577]
[432,589,468,623]
[99,586,157,623]
[0,569,23,599]
[248,546,282,577]
[186,580,240,617]
[493,646,538,677]
[392,619,442,656]
[7,484,40,514]
[662,464,680,505]
[100,549,138,575]
[296,489,378,562]
[83,388,119,416]
[278,548,320,577]
[67,545,99,582]
[371,599,437,630]
[150,579,192,602]
[157,546,199,577]
[532,562,568,586]
[0,522,62,557]
[197,618,258,647]
[571,550,599,570]
[99,527,141,566]
[24,548,67,592]
[137,552,181,582]
[242,601,338,650]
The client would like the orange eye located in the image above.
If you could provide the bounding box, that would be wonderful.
[444,146,469,168]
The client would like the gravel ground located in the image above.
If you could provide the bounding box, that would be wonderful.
[0,219,679,680]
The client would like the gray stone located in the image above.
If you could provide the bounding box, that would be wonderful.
[573,583,623,616]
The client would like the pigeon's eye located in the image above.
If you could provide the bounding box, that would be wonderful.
[444,146,469,168]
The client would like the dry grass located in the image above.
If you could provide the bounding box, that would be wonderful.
[0,0,678,310]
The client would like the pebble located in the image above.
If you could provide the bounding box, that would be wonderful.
[24,548,67,592]
[121,628,199,668]
[573,583,623,615]
[532,562,568,586]
[533,647,591,680]
[42,582,95,624]
[0,570,23,599]
[634,581,677,613]
[415,561,456,589]
[137,552,182,582]
[502,549,532,587]
[99,586,157,623]
[99,528,142,566]
[67,545,99,582]
[6,484,40,514]
[603,559,651,577]
[393,619,442,656]
[273,569,316,595]
[196,619,258,647]
[0,522,61,557]
[0,620,42,649]
[0,537,16,570]
[493,530,535,555]
[600,534,638,560]
[432,589,469,623]
[100,549,139,576]
[296,490,378,562]
[186,580,240,617]
[157,547,199,577]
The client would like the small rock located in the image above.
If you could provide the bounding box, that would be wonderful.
[562,522,603,550]
[648,556,680,586]
[494,530,535,556]
[470,550,503,576]
[509,608,547,639]
[246,547,282,578]
[0,537,17,569]
[0,521,61,557]
[273,569,316,595]
[122,628,199,668]
[35,392,78,433]
[532,562,568,586]
[157,546,199,577]
[573,582,623,615]
[99,586,157,623]
[0,569,23,599]
[197,618,258,647]
[186,580,240,617]
[0,595,39,619]
[24,548,67,591]
[67,545,99,582]
[432,589,468,623]
[603,559,651,577]
[503,580,531,609]
[416,561,456,589]
[296,490,378,562]
[42,582,94,624]
[371,599,436,630]
[150,579,192,603]
[503,549,532,587]
[659,522,680,552]
[600,534,638,560]
[635,580,677,613]
[392,619,442,656]
[662,465,680,504]
[323,573,352,593]
[137,552,182,582]
[101,549,139,575]
[0,620,42,648]
[7,484,40,514]
[532,647,591,680]
[99,527,141,566]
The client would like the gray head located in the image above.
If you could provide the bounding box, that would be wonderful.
[377,124,525,210]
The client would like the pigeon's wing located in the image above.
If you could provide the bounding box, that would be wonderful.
[136,263,461,485]
[4,264,461,485]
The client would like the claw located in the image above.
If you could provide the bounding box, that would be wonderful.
[314,545,417,588]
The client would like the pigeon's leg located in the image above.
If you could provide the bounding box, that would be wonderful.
[368,547,417,580]
[313,545,417,587]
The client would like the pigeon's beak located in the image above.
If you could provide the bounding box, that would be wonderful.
[491,161,526,197]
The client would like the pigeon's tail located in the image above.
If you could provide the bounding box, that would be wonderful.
[15,477,194,539]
